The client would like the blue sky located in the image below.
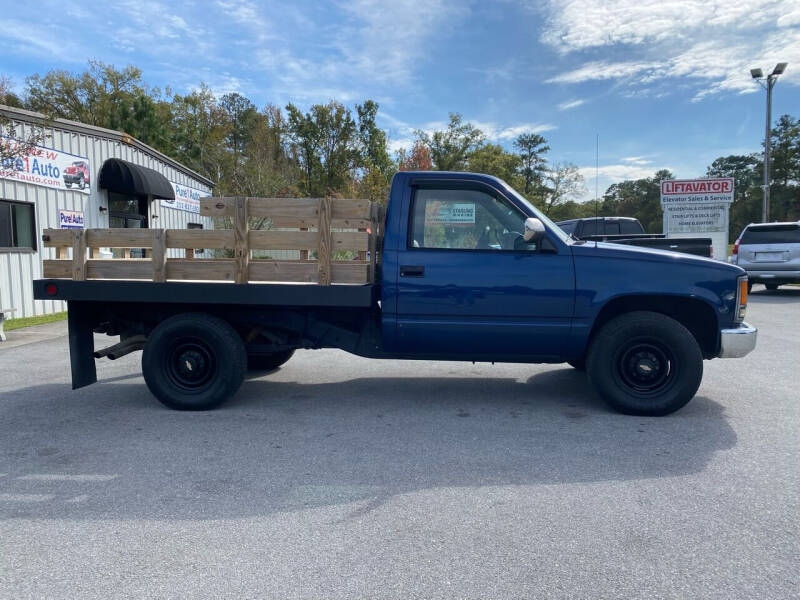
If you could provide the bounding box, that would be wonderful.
[1,0,798,199]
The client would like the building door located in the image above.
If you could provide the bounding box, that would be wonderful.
[108,192,148,257]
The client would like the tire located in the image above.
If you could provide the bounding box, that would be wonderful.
[247,349,295,371]
[567,359,586,371]
[78,176,85,190]
[65,182,72,188]
[142,313,246,410]
[586,311,703,416]
[765,283,779,291]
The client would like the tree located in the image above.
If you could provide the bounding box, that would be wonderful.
[770,115,799,186]
[542,163,585,216]
[514,133,550,195]
[396,141,432,171]
[416,113,485,171]
[219,92,259,156]
[706,154,760,238]
[286,100,358,197]
[466,143,521,184]
[1,75,46,165]
[602,169,673,233]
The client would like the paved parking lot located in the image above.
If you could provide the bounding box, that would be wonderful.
[1,288,798,599]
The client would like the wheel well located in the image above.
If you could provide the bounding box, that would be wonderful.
[588,295,719,359]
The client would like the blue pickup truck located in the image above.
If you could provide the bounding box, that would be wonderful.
[34,171,757,416]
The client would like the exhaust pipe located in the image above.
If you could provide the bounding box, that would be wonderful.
[94,335,147,360]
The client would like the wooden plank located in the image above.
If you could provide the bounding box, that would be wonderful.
[248,261,318,283]
[72,229,87,281]
[270,217,372,229]
[332,262,369,284]
[317,198,332,285]
[43,260,72,278]
[152,229,167,282]
[248,198,320,219]
[42,229,73,246]
[166,259,236,281]
[368,202,378,282]
[86,260,152,280]
[234,196,248,284]
[332,199,371,220]
[185,248,194,259]
[166,229,235,249]
[332,231,369,252]
[200,197,236,217]
[249,230,318,250]
[86,229,154,248]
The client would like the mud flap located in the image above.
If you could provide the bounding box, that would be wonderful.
[67,301,97,389]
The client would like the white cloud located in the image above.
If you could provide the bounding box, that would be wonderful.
[575,163,666,201]
[540,0,799,100]
[621,156,652,166]
[557,99,585,111]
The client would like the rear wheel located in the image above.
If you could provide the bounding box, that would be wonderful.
[247,349,295,371]
[142,313,246,410]
[765,283,779,291]
[586,311,703,416]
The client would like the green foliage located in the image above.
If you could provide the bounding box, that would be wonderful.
[514,133,550,195]
[415,113,486,171]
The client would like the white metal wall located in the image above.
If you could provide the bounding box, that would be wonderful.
[0,118,213,318]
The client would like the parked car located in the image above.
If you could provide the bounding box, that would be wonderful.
[34,171,756,416]
[731,221,800,291]
[63,160,90,190]
[557,217,713,257]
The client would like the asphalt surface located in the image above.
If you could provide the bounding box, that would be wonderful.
[1,288,798,599]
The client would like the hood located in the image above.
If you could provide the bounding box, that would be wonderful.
[571,240,744,274]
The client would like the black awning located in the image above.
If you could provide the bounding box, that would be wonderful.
[98,158,175,200]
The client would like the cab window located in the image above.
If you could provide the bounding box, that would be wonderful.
[409,188,535,251]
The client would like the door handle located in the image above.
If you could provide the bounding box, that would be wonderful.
[400,265,425,277]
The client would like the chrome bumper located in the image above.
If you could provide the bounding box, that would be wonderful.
[719,322,757,358]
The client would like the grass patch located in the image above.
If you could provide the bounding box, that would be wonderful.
[3,311,67,331]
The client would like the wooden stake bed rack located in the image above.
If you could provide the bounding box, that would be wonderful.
[42,197,381,285]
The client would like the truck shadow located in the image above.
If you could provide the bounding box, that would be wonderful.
[0,368,736,521]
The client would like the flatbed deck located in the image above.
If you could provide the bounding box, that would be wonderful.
[33,279,377,307]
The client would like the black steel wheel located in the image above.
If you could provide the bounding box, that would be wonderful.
[587,311,703,416]
[142,313,246,410]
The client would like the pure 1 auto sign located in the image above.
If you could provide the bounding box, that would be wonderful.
[660,177,734,259]
[0,137,92,195]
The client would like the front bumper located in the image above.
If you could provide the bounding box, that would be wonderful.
[718,322,757,358]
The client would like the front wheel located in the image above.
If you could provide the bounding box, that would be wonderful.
[586,312,703,416]
[142,313,246,410]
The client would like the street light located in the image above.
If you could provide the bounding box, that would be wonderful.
[750,62,788,222]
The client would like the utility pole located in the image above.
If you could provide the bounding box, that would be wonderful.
[750,63,787,222]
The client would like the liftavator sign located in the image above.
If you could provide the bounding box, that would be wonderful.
[660,177,734,259]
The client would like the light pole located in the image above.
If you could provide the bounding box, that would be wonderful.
[750,62,787,222]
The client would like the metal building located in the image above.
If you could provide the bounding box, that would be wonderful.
[1,105,214,318]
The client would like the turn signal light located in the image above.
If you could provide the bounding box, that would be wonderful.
[737,277,748,321]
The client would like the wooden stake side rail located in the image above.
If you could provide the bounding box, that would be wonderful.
[42,197,380,285]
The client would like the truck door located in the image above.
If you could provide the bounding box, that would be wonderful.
[390,183,575,359]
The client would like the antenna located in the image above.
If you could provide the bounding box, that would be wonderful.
[595,133,599,219]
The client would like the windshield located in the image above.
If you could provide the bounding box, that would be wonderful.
[500,180,572,244]
[741,224,800,244]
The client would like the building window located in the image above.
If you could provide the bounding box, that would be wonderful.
[0,200,37,251]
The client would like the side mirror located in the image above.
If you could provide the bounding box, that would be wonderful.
[523,217,546,242]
